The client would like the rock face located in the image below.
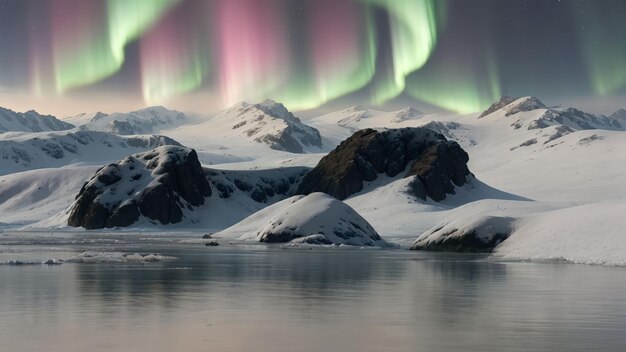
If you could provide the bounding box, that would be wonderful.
[255,193,387,246]
[68,146,212,229]
[205,167,307,203]
[410,216,514,252]
[0,107,74,132]
[297,128,471,201]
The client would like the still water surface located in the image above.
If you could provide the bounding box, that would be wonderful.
[1,235,625,352]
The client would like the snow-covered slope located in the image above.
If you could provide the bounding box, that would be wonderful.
[0,130,180,175]
[310,105,423,131]
[0,107,74,133]
[217,193,389,247]
[0,166,97,228]
[307,105,425,146]
[494,201,626,265]
[77,106,186,135]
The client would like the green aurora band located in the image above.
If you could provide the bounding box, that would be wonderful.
[572,3,626,95]
[53,0,179,93]
[362,0,440,104]
[24,0,623,114]
[406,52,501,114]
[272,6,378,111]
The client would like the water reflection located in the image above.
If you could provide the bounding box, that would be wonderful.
[1,247,625,352]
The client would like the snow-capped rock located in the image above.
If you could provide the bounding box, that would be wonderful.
[297,127,471,201]
[0,107,74,133]
[410,215,514,252]
[67,146,212,229]
[211,99,322,153]
[219,193,388,247]
[478,96,517,118]
[80,106,186,135]
[0,130,181,175]
[61,143,310,230]
[501,96,547,117]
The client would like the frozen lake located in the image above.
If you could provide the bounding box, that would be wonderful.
[1,232,626,352]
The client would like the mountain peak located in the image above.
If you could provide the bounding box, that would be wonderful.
[252,99,298,123]
[393,107,423,121]
[610,108,626,121]
[478,96,517,118]
[479,96,546,118]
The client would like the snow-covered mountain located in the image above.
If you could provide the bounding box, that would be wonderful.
[0,130,180,175]
[73,106,186,135]
[2,96,626,265]
[480,96,624,130]
[611,108,626,122]
[200,99,322,153]
[0,107,74,133]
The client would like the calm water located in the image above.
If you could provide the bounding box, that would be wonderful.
[1,234,626,352]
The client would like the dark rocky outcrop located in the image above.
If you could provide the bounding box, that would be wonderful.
[410,216,514,253]
[296,128,471,201]
[68,146,212,229]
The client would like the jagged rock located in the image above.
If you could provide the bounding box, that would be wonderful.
[67,146,212,229]
[297,128,471,201]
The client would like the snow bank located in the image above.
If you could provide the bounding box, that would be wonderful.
[494,201,626,265]
[65,251,177,263]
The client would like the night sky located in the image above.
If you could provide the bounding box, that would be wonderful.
[0,0,624,115]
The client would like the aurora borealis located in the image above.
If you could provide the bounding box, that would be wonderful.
[0,0,625,115]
